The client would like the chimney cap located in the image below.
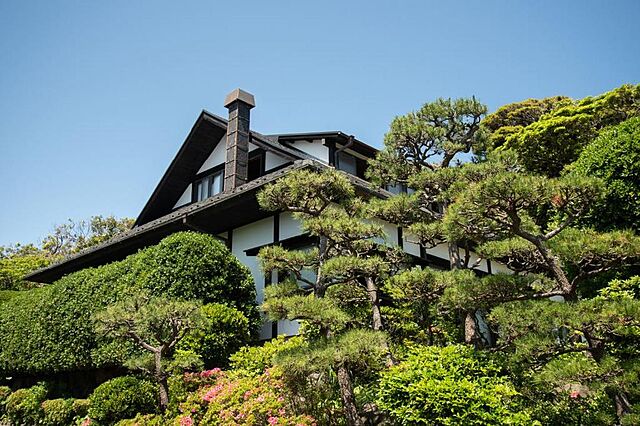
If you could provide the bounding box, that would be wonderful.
[224,88,255,108]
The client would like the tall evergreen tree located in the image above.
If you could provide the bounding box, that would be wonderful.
[257,168,396,425]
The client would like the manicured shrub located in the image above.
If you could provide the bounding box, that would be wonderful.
[376,345,532,425]
[72,398,90,418]
[178,303,252,368]
[113,413,165,426]
[0,232,258,376]
[88,376,158,426]
[41,398,74,426]
[0,290,20,304]
[229,335,306,377]
[0,385,11,417]
[5,383,48,425]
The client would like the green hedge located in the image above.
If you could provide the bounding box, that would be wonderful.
[88,376,157,425]
[0,232,258,375]
[41,398,75,426]
[0,385,11,417]
[5,383,48,425]
[177,303,252,367]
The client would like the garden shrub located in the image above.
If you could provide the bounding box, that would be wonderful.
[229,335,306,377]
[0,232,258,376]
[72,398,90,418]
[88,376,158,425]
[113,413,166,426]
[5,383,48,425]
[178,303,251,368]
[41,398,74,426]
[376,345,533,425]
[174,368,315,425]
[0,290,19,304]
[0,385,11,417]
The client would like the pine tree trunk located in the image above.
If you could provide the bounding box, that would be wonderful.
[365,277,383,331]
[365,277,395,366]
[529,238,575,300]
[154,350,169,412]
[464,311,479,347]
[336,364,363,426]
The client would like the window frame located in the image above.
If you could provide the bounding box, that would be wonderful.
[192,165,225,202]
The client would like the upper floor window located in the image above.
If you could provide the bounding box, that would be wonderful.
[194,170,223,202]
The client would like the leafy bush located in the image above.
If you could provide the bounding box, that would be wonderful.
[72,398,90,418]
[88,376,158,426]
[0,252,50,290]
[0,232,258,375]
[570,116,640,231]
[229,335,306,377]
[5,383,48,425]
[376,345,533,425]
[177,303,251,368]
[0,385,11,417]
[174,368,315,425]
[0,290,20,304]
[42,398,74,426]
[113,413,165,425]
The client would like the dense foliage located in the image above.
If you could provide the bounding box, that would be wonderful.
[570,117,640,231]
[88,376,158,425]
[0,232,257,375]
[0,215,133,290]
[484,84,640,176]
[377,345,532,425]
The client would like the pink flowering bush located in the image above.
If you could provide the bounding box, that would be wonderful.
[172,368,315,425]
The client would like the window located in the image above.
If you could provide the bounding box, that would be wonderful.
[336,151,357,175]
[248,151,265,181]
[193,170,223,202]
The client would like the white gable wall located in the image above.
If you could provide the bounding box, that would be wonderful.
[174,185,192,209]
[289,139,329,163]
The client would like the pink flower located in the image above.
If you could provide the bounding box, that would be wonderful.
[268,416,279,425]
[199,367,222,378]
[180,416,194,426]
[81,418,92,426]
[570,390,581,399]
[203,384,224,402]
[256,394,265,402]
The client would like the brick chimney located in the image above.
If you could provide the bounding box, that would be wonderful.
[223,88,255,192]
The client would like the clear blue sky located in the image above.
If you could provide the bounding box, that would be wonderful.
[1,0,639,246]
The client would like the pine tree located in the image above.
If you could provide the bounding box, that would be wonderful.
[257,168,398,425]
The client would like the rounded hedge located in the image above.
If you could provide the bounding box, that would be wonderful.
[178,303,252,367]
[0,232,258,375]
[5,383,48,426]
[41,398,74,426]
[88,376,157,425]
[0,385,11,417]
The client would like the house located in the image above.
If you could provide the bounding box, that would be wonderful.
[26,89,504,339]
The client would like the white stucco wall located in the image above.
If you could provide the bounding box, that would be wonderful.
[231,217,274,339]
[198,136,226,174]
[173,185,192,209]
[265,151,289,171]
[289,139,329,163]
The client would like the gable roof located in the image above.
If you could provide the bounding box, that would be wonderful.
[134,112,379,227]
[134,111,321,227]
